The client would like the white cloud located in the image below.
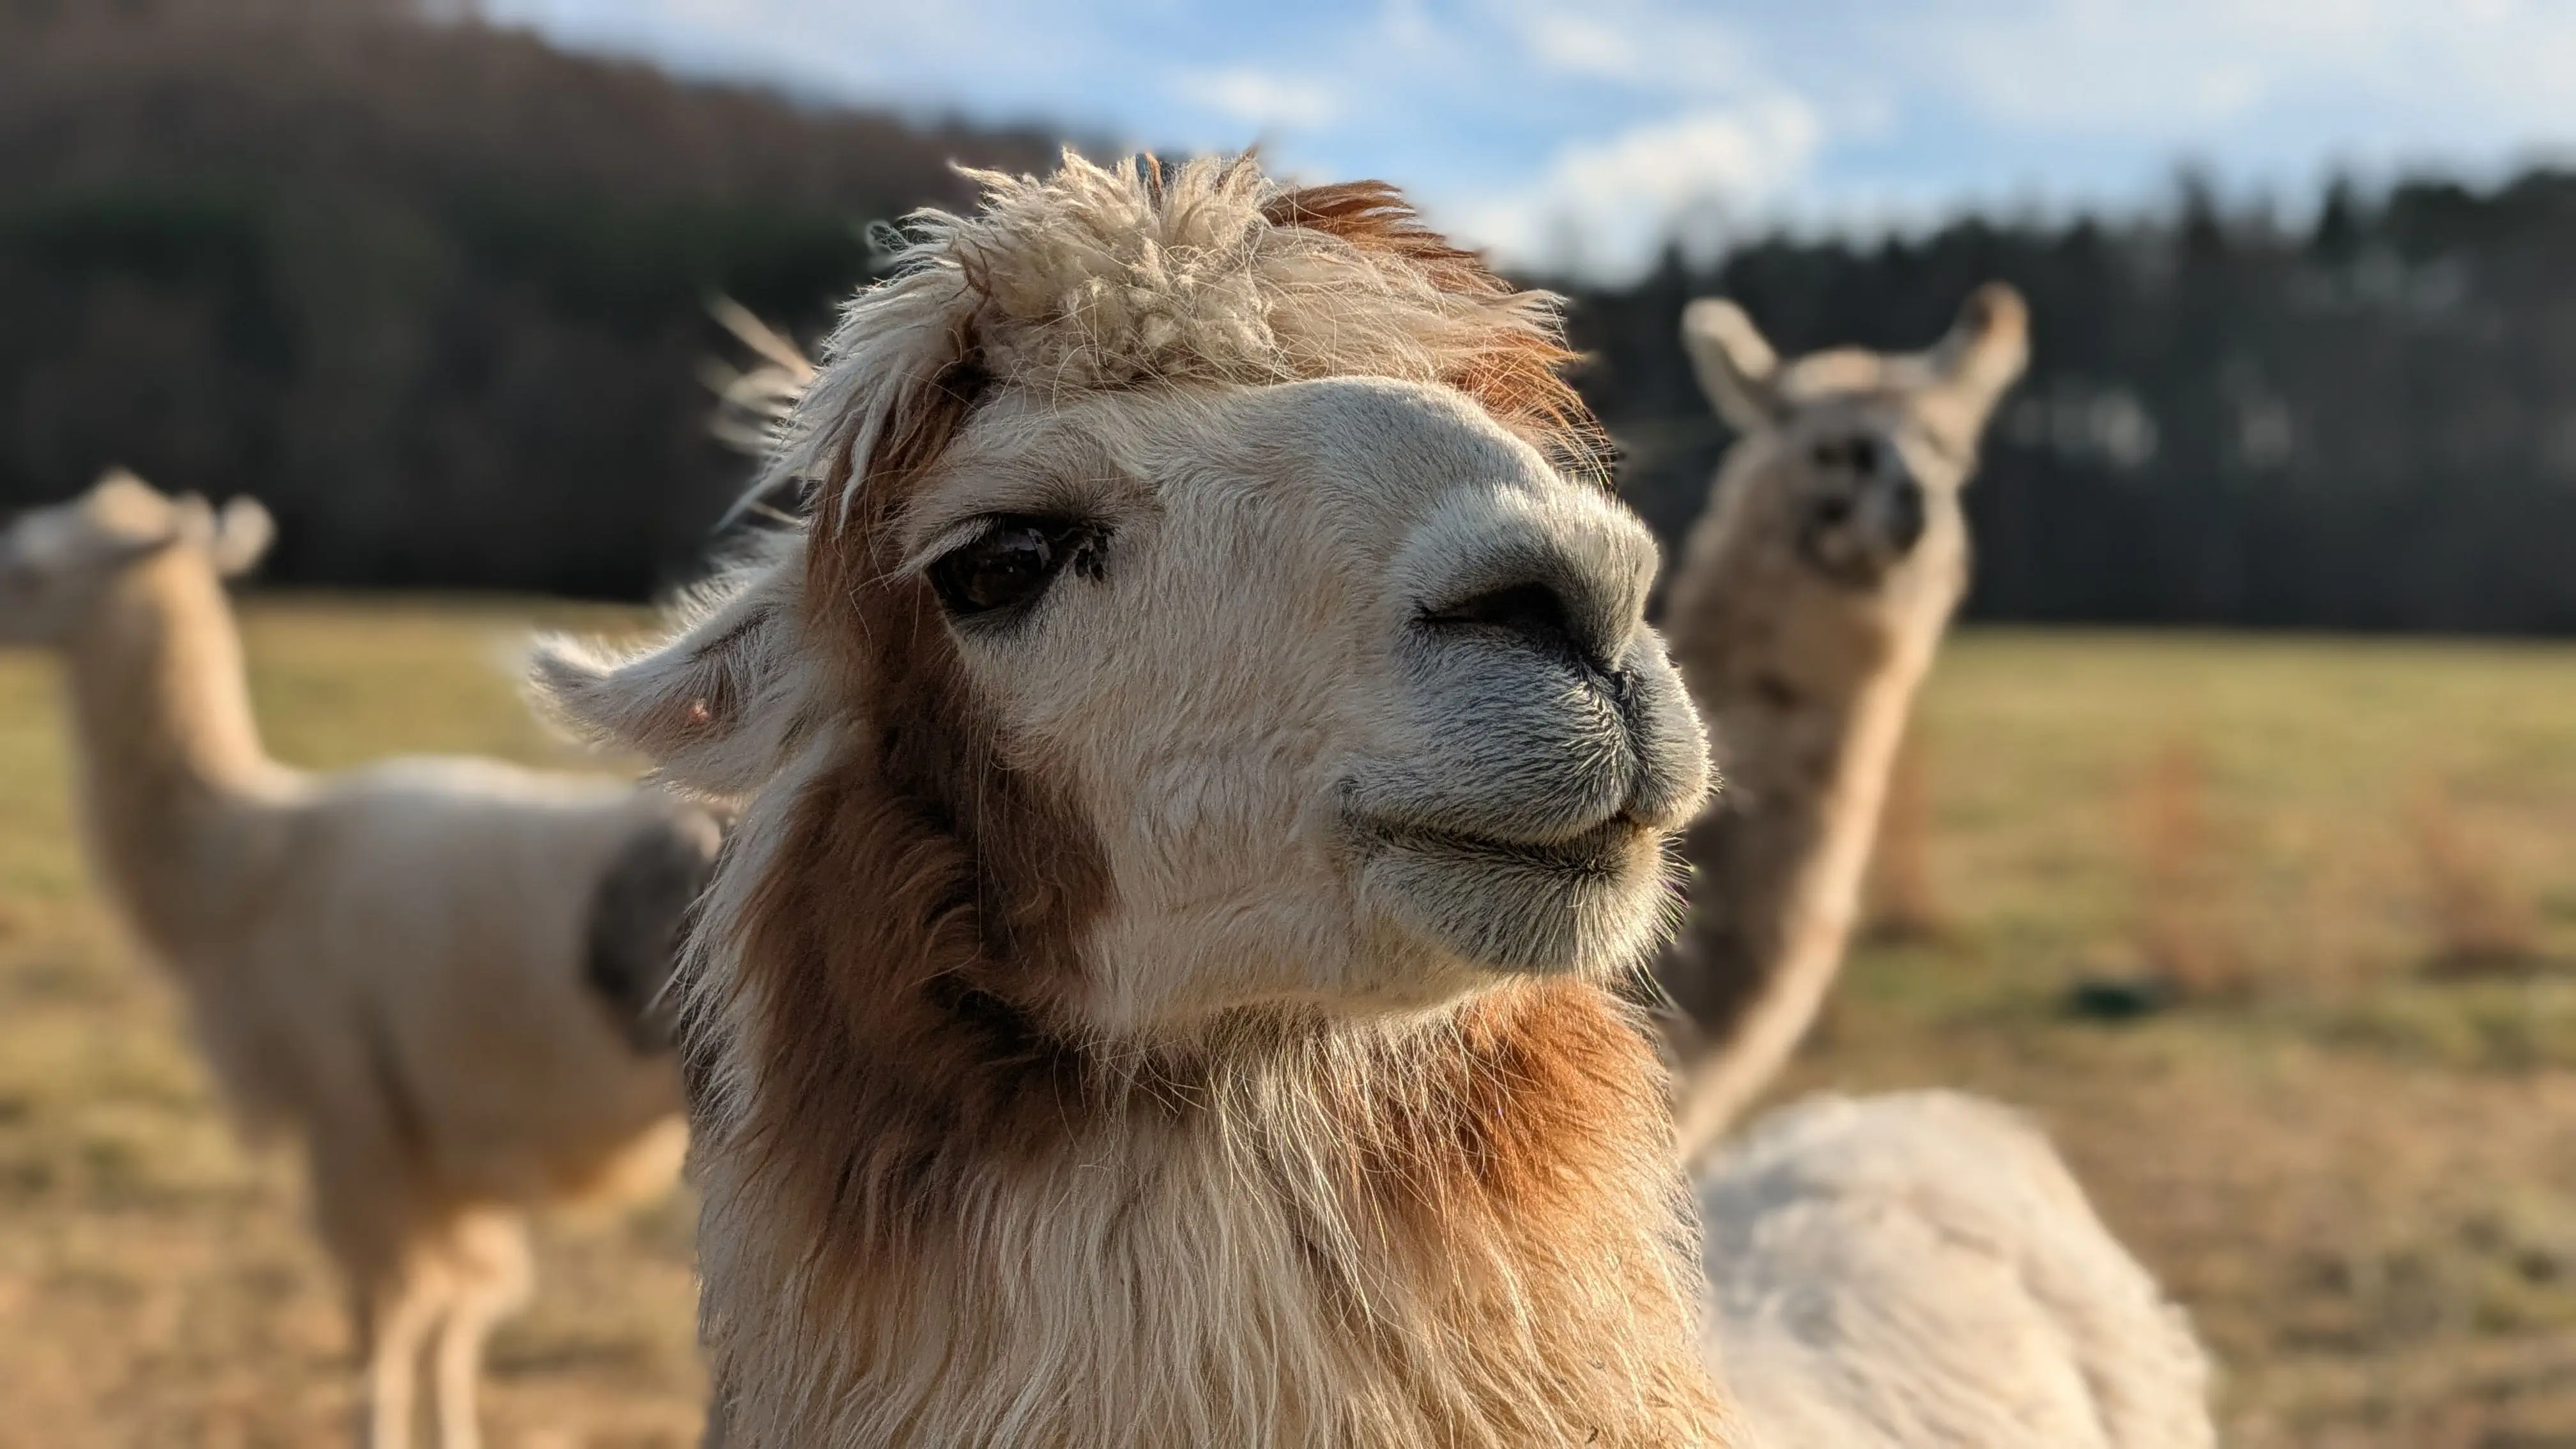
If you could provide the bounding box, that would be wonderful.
[485,0,2576,279]
[1902,0,2576,139]
[1170,67,1340,132]
[1519,12,1643,80]
[1498,0,1755,93]
[1441,96,1823,279]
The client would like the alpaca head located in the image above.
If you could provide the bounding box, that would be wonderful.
[537,155,1710,1043]
[0,470,273,646]
[1682,284,2027,590]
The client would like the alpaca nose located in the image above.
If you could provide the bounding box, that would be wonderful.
[1421,579,1586,666]
[1883,474,1927,553]
[1415,549,1638,678]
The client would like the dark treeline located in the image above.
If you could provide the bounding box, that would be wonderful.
[0,0,1055,596]
[1563,173,2576,634]
[7,2,2575,629]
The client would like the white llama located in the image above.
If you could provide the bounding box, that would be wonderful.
[539,153,2211,1448]
[0,471,720,1449]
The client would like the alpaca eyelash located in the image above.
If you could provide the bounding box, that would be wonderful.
[928,514,1107,571]
[899,517,1008,580]
[897,479,1122,579]
[927,514,1113,633]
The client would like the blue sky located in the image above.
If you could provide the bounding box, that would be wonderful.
[484,0,2576,279]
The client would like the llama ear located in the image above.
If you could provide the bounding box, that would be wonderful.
[1928,282,2029,422]
[528,539,807,795]
[166,493,221,555]
[209,496,275,577]
[1680,298,1784,432]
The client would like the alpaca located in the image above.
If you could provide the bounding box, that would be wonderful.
[0,471,721,1449]
[1699,1091,2212,1448]
[537,153,2210,1449]
[1657,286,2028,1160]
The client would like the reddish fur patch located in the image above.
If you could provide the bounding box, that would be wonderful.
[1262,182,1614,487]
[1335,982,1696,1340]
[710,353,1130,1269]
[1331,982,1663,1222]
[1314,983,1731,1441]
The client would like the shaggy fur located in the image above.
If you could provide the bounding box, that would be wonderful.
[537,152,1738,1449]
[0,472,715,1449]
[1703,1093,2214,1448]
[1659,286,2029,1158]
[548,153,2211,1449]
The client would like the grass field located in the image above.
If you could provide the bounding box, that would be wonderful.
[4,601,2576,1447]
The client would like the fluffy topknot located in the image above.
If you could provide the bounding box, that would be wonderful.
[761,151,1609,514]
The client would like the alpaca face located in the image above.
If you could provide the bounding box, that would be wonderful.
[1681,285,2027,595]
[532,157,1712,1052]
[900,377,1708,1031]
[0,473,273,645]
[1763,397,1958,586]
[539,383,1710,1039]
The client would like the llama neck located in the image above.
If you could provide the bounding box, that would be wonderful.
[682,540,1744,1448]
[1658,500,1961,1159]
[61,551,295,960]
[693,737,1740,1447]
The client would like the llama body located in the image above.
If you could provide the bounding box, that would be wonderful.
[1658,287,2026,1158]
[0,473,712,1449]
[125,758,687,1196]
[1659,295,2214,1446]
[1699,1092,2212,1448]
[539,153,2206,1448]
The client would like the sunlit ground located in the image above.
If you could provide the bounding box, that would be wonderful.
[3,602,2575,1447]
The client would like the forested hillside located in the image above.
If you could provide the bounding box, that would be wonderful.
[8,1,2575,629]
[0,0,1054,596]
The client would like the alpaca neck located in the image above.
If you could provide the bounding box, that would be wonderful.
[699,971,1739,1448]
[694,663,1738,1446]
[1659,499,1961,1160]
[61,550,295,960]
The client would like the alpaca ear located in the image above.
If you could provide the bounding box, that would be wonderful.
[542,254,977,793]
[1680,297,1784,432]
[210,496,275,577]
[528,539,807,795]
[1927,282,2029,423]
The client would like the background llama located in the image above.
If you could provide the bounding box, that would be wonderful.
[2,2,2575,1446]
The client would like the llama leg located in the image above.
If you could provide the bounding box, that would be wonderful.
[340,1248,450,1449]
[430,1210,535,1449]
[310,1129,443,1449]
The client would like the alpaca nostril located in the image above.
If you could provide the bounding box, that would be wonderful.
[1421,580,1585,665]
[1884,476,1926,553]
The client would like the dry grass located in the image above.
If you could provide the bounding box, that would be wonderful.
[6,609,2576,1446]
[2126,736,2251,999]
[1772,627,2576,1448]
[2411,779,2542,977]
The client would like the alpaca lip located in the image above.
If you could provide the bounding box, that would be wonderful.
[1347,812,1652,878]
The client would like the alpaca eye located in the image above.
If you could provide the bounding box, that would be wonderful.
[928,516,1099,622]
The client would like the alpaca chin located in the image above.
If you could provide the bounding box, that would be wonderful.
[1349,815,1683,977]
